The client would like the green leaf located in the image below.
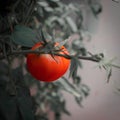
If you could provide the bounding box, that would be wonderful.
[106,67,112,83]
[46,16,65,27]
[81,84,90,97]
[11,25,38,47]
[55,77,82,98]
[45,7,54,12]
[61,100,71,115]
[65,16,78,32]
[69,57,82,80]
[91,3,102,16]
[38,1,48,7]
[75,97,83,107]
[48,94,71,115]
[73,76,81,86]
[97,56,120,82]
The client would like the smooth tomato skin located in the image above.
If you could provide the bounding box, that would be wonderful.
[26,42,70,82]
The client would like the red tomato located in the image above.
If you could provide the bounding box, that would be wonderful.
[26,42,70,82]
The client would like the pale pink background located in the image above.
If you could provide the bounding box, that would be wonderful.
[62,1,120,120]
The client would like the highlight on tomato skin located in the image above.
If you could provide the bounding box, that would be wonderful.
[26,42,70,82]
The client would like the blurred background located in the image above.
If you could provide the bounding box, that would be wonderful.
[62,0,120,120]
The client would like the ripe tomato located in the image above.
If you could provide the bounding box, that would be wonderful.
[26,42,70,82]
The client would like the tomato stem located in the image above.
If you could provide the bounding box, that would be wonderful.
[0,49,101,63]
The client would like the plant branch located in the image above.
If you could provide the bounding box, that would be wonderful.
[0,49,101,62]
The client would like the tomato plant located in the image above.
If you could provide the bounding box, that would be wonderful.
[26,42,70,82]
[0,0,111,120]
